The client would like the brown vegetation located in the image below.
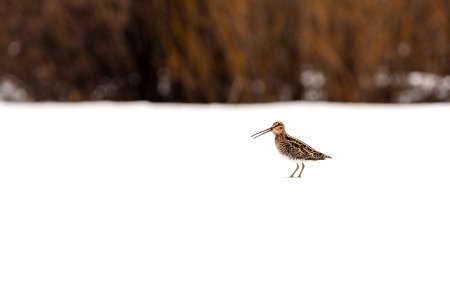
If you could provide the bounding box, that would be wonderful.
[0,0,449,102]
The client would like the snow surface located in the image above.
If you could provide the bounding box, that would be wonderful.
[1,101,450,300]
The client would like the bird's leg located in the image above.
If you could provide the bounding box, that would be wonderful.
[290,163,299,177]
[298,162,305,178]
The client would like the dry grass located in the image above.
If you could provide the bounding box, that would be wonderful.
[0,0,449,102]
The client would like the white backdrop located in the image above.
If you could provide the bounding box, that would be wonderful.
[1,102,449,300]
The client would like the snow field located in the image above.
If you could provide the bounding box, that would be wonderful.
[0,102,449,300]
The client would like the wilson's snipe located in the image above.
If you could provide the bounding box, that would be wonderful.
[252,121,331,178]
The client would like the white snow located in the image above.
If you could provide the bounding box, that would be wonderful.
[0,79,30,102]
[1,101,450,300]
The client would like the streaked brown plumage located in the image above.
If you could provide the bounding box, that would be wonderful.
[252,121,331,178]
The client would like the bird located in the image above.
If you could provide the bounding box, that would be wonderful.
[251,121,331,178]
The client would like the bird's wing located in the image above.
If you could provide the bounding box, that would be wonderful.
[285,135,330,160]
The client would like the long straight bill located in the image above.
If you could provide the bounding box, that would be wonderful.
[251,127,272,139]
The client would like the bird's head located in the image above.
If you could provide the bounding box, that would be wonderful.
[251,121,285,139]
[271,122,285,135]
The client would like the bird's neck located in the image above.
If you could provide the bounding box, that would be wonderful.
[275,132,286,140]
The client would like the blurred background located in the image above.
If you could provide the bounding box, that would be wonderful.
[0,0,449,103]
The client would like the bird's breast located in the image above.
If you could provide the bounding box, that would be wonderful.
[275,139,295,160]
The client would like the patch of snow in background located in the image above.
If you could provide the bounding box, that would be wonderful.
[0,101,450,300]
[301,69,450,103]
[399,72,450,102]
[300,69,327,101]
[2,69,449,102]
[0,78,30,102]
